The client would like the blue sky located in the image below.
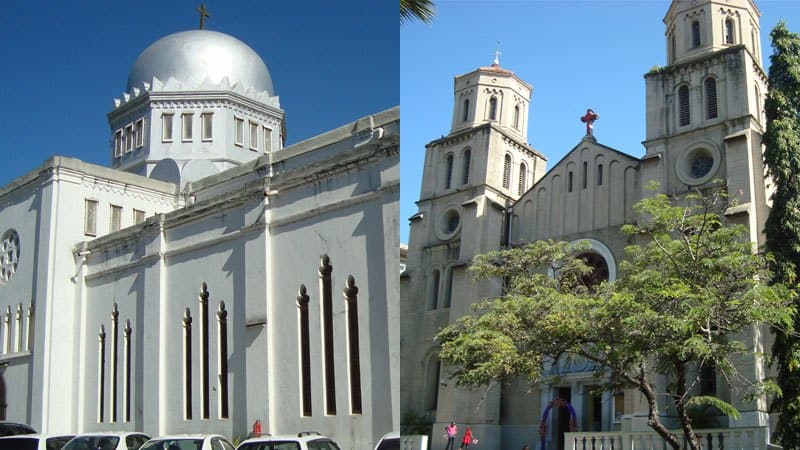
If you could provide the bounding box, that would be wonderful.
[0,0,398,188]
[401,0,800,244]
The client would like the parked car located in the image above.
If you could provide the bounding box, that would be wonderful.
[236,432,341,450]
[0,421,36,437]
[373,432,399,450]
[0,433,75,450]
[139,434,235,450]
[62,431,151,450]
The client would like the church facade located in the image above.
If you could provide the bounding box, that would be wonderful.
[401,0,772,448]
[0,28,398,450]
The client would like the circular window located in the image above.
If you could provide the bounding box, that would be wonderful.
[578,252,609,289]
[435,208,462,240]
[677,146,720,185]
[0,230,20,284]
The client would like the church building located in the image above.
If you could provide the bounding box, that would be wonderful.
[401,0,772,448]
[0,24,399,450]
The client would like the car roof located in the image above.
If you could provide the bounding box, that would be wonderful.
[71,431,149,436]
[379,431,400,440]
[240,434,336,444]
[147,434,227,439]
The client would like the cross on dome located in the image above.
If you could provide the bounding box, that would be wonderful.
[197,3,210,29]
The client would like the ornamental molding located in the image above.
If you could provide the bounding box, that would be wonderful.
[114,75,279,110]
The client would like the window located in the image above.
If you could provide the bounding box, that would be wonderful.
[463,99,470,122]
[705,77,718,119]
[110,205,122,232]
[679,85,690,126]
[443,268,454,308]
[568,171,574,193]
[671,35,676,62]
[444,154,454,189]
[614,392,625,422]
[234,117,244,146]
[725,18,735,44]
[489,97,498,120]
[123,320,132,422]
[85,199,98,236]
[700,363,717,395]
[755,83,762,123]
[582,161,588,189]
[110,303,119,422]
[319,255,336,415]
[124,125,133,152]
[182,307,192,420]
[263,127,272,152]
[427,270,440,311]
[518,163,527,195]
[343,276,362,414]
[135,119,144,148]
[201,113,213,141]
[513,105,520,128]
[133,209,145,225]
[217,301,229,419]
[297,285,312,416]
[162,113,174,142]
[691,21,701,47]
[461,149,471,185]
[182,113,193,141]
[597,164,604,186]
[199,283,210,420]
[249,122,259,151]
[98,325,106,422]
[114,130,123,158]
[502,154,512,189]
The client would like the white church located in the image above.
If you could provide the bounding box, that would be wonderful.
[402,0,776,448]
[0,25,399,450]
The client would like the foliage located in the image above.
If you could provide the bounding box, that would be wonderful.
[765,21,800,449]
[437,185,793,450]
[400,0,435,24]
[401,410,433,436]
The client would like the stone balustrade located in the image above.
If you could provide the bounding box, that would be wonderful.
[564,427,772,450]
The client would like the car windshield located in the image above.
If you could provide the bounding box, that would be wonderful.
[237,442,301,450]
[63,435,121,450]
[376,438,400,450]
[47,436,77,450]
[307,439,340,450]
[139,438,204,450]
[0,436,38,450]
[0,423,36,437]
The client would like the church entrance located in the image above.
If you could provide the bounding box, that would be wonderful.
[555,387,572,450]
[539,389,577,450]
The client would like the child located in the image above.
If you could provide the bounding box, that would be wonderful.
[460,425,476,449]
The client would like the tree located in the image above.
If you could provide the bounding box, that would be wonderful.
[400,0,435,24]
[437,186,793,450]
[765,21,800,448]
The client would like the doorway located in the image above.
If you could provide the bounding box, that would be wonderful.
[554,387,571,450]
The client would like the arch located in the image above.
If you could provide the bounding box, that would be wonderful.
[461,148,471,185]
[570,238,617,281]
[502,154,512,189]
[445,153,454,189]
[704,77,718,119]
[489,96,498,121]
[423,353,442,411]
[678,84,691,127]
[150,158,181,185]
[539,397,577,450]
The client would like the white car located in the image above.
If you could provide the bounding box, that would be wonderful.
[0,433,75,450]
[373,432,399,450]
[236,432,341,450]
[139,434,235,450]
[62,431,151,450]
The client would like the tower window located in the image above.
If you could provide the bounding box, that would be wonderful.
[234,117,244,146]
[725,19,735,44]
[691,21,701,48]
[679,85,691,126]
[201,113,213,141]
[162,113,174,142]
[249,121,259,151]
[489,97,498,121]
[124,125,133,152]
[444,154,454,189]
[427,270,440,310]
[502,154,512,189]
[135,119,144,148]
[263,127,273,152]
[518,163,527,195]
[513,105,520,129]
[671,35,676,63]
[182,113,193,142]
[705,77,718,119]
[463,99,470,122]
[461,149,471,185]
[443,267,454,308]
[597,164,604,186]
[114,130,123,158]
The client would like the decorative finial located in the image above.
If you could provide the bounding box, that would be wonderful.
[580,108,599,137]
[197,3,211,30]
[493,41,502,66]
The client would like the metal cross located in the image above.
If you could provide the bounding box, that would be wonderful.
[197,3,210,29]
[493,41,502,66]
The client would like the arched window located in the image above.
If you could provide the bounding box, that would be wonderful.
[705,77,718,119]
[489,97,498,120]
[582,161,588,189]
[463,99,470,122]
[461,149,471,185]
[513,105,520,128]
[182,308,193,419]
[502,154,512,189]
[425,358,441,411]
[518,163,527,195]
[443,268,454,308]
[445,154,454,189]
[296,286,312,416]
[752,29,759,62]
[217,301,229,419]
[343,276,363,414]
[725,19,735,44]
[755,83,762,123]
[679,85,691,126]
[671,34,676,63]
[597,164,604,186]
[691,21,701,47]
[427,270,440,311]
[568,171,574,193]
[319,256,336,415]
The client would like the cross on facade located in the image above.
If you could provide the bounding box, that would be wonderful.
[580,108,599,136]
[197,3,210,29]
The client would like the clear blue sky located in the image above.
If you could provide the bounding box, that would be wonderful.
[0,0,398,188]
[401,0,800,244]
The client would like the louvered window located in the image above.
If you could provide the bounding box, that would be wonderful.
[445,154,454,189]
[679,85,690,126]
[461,149,471,185]
[502,154,512,189]
[705,78,718,119]
[692,21,701,47]
[518,163,527,195]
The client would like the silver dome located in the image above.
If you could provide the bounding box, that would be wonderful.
[126,30,274,95]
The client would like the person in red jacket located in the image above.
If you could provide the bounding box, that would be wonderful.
[460,426,476,449]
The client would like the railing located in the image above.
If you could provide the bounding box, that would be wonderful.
[564,427,771,450]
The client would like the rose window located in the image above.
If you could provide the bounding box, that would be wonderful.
[0,230,20,283]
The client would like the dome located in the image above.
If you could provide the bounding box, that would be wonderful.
[126,30,274,95]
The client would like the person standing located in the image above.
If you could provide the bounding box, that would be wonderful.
[444,421,457,450]
[460,425,475,449]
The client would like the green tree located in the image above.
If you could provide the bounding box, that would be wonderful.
[765,21,800,448]
[400,0,435,24]
[437,187,793,450]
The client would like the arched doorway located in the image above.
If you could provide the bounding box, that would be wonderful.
[539,395,576,450]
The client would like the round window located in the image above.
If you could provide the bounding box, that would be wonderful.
[436,208,462,240]
[0,230,20,284]
[690,152,714,179]
[677,146,720,186]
